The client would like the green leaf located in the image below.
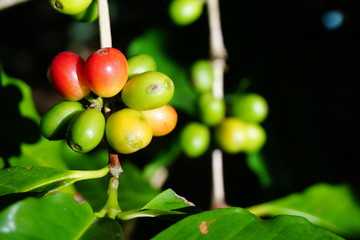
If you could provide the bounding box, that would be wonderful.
[247,183,360,238]
[142,188,194,210]
[79,217,124,240]
[0,67,40,167]
[118,162,161,211]
[127,27,197,116]
[246,152,272,188]
[151,207,345,240]
[117,188,197,221]
[0,193,95,240]
[0,67,69,170]
[0,67,39,122]
[61,147,110,211]
[0,165,109,197]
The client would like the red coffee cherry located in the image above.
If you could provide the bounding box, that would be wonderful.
[48,51,91,101]
[85,47,128,98]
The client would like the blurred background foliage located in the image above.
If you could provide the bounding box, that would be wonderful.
[1,0,360,238]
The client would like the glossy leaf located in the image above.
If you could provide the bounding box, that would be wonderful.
[0,165,109,197]
[0,193,95,240]
[118,162,161,211]
[117,188,197,221]
[0,68,69,170]
[61,147,109,211]
[79,217,124,240]
[247,183,360,238]
[152,207,344,240]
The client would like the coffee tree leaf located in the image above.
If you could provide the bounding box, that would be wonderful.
[117,188,197,221]
[0,165,108,197]
[0,193,95,240]
[0,67,69,170]
[79,217,124,240]
[118,162,161,211]
[247,183,360,238]
[151,207,345,240]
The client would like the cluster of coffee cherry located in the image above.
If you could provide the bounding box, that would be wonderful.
[40,48,177,155]
[179,59,268,158]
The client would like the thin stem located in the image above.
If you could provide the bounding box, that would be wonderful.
[70,165,110,181]
[210,149,228,209]
[0,0,29,10]
[95,177,121,219]
[97,0,112,48]
[206,0,228,209]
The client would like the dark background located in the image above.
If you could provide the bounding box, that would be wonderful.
[1,0,360,239]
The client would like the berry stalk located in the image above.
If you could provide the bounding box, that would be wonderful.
[96,0,122,218]
[98,0,112,48]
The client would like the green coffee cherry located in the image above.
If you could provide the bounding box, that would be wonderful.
[169,0,204,26]
[127,54,157,79]
[50,0,93,15]
[66,108,105,153]
[121,71,175,110]
[215,117,248,154]
[191,59,214,93]
[39,101,85,140]
[180,122,210,158]
[243,122,267,153]
[72,0,98,23]
[231,93,269,123]
[198,92,225,127]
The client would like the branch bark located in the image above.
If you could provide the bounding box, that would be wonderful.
[206,0,229,209]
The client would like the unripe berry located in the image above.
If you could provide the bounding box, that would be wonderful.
[127,54,157,79]
[50,0,92,15]
[215,117,248,154]
[106,108,153,154]
[121,71,174,110]
[231,93,269,123]
[66,108,105,153]
[180,122,210,158]
[169,0,204,26]
[40,101,85,140]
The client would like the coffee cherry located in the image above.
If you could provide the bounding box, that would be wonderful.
[231,93,269,123]
[50,0,92,15]
[191,59,214,93]
[39,101,85,140]
[66,108,105,153]
[140,104,178,137]
[85,47,128,98]
[121,71,175,110]
[243,122,267,153]
[169,0,204,26]
[72,0,98,23]
[127,54,157,79]
[106,108,153,154]
[198,92,225,127]
[180,122,210,158]
[215,117,247,154]
[48,51,90,101]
